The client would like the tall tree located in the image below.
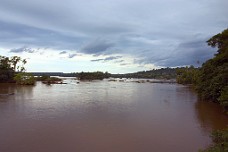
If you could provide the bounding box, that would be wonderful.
[196,29,228,108]
[0,55,27,82]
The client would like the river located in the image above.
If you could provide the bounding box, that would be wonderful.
[0,78,227,152]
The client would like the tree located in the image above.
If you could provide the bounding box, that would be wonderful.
[199,128,228,152]
[0,55,28,83]
[0,56,12,70]
[195,28,228,109]
[14,73,35,85]
[176,28,228,110]
[0,56,14,82]
[10,56,27,72]
[176,66,199,85]
[207,28,228,55]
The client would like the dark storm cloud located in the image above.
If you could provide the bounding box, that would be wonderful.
[91,56,122,62]
[0,0,227,68]
[81,39,115,55]
[10,47,36,53]
[0,20,86,50]
[135,38,216,67]
[59,51,67,54]
[91,59,104,62]
[166,40,215,67]
[104,56,122,61]
[68,54,77,58]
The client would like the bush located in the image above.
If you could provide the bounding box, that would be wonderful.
[14,73,35,85]
[77,71,110,80]
[35,75,50,81]
[176,66,199,85]
[199,129,228,152]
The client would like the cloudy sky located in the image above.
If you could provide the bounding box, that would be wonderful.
[0,0,227,73]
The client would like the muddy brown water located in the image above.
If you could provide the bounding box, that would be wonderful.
[0,79,228,152]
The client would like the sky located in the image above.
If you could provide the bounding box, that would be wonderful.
[0,0,227,73]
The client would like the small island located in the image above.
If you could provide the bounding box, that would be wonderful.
[77,71,111,80]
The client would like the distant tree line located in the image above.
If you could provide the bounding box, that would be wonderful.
[28,72,78,77]
[112,68,177,79]
[29,68,177,79]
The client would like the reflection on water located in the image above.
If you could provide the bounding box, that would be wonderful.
[0,79,227,152]
[195,100,228,132]
[0,83,34,102]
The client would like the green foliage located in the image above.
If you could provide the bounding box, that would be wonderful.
[176,66,199,84]
[0,55,27,82]
[197,60,227,102]
[199,129,228,152]
[46,77,62,81]
[112,68,176,79]
[14,73,35,85]
[176,29,228,110]
[77,71,111,80]
[219,86,228,111]
[196,29,228,106]
[36,75,62,84]
[207,29,228,55]
[10,56,27,72]
[0,56,13,82]
[44,77,62,84]
[35,75,51,81]
[0,56,12,70]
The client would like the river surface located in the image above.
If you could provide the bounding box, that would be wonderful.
[0,78,228,152]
